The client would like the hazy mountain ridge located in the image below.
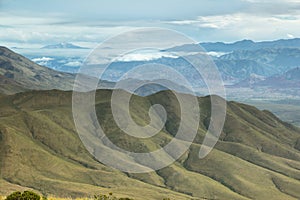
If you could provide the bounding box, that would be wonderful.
[11,38,300,89]
[220,48,300,72]
[164,38,300,52]
[254,67,300,88]
[41,42,89,49]
[162,39,300,86]
[201,38,300,52]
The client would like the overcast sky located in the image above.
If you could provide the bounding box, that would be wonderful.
[1,0,300,48]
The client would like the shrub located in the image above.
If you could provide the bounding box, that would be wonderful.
[5,191,40,200]
[5,192,21,200]
[94,193,117,200]
[93,193,133,200]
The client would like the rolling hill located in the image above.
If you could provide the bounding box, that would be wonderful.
[0,89,300,199]
[0,46,115,95]
[0,75,27,95]
[0,46,76,93]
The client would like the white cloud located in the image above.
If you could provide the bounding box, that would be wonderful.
[196,15,243,29]
[287,33,295,38]
[165,13,300,41]
[32,57,54,62]
[167,15,242,29]
[0,13,133,47]
[31,57,54,66]
[1,0,300,47]
[207,51,229,57]
[65,61,82,67]
[116,51,178,62]
[167,20,198,25]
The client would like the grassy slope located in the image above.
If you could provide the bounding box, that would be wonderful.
[0,90,299,200]
[0,75,27,95]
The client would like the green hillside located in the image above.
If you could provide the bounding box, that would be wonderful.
[0,89,300,199]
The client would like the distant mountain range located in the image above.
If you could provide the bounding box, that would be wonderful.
[161,39,300,88]
[8,38,298,92]
[220,48,300,70]
[5,41,300,95]
[201,38,300,52]
[41,42,89,49]
[40,38,300,52]
[95,47,300,86]
[4,36,300,93]
[218,47,300,85]
[166,38,300,52]
[253,67,300,88]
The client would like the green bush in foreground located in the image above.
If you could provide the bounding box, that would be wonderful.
[5,191,40,200]
[5,191,170,200]
[94,192,133,200]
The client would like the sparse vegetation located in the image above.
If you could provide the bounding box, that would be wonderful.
[93,192,133,200]
[0,90,300,200]
[1,193,175,200]
[5,191,40,200]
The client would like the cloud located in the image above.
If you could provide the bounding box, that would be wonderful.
[0,0,248,21]
[116,51,178,62]
[240,0,300,14]
[1,0,300,46]
[31,57,54,66]
[0,14,132,47]
[165,13,300,41]
[167,15,242,29]
[65,61,82,67]
[207,51,229,57]
[32,57,54,62]
[167,13,300,29]
[287,33,295,38]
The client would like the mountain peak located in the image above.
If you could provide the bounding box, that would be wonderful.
[233,39,255,44]
[41,42,88,49]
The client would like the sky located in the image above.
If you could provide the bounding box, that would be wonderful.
[1,0,300,48]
